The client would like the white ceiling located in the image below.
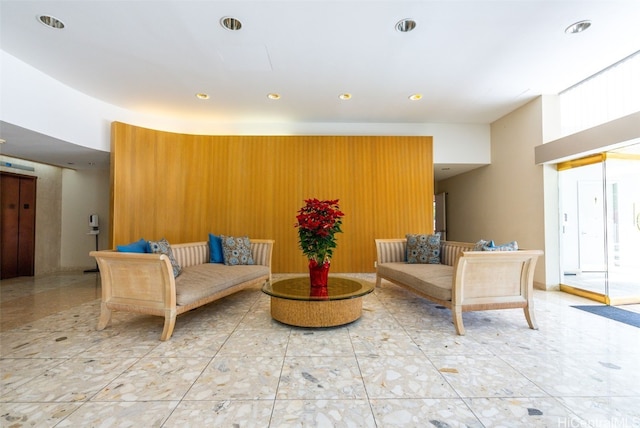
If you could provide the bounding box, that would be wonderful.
[1,1,639,177]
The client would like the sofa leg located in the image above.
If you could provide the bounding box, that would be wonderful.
[375,275,382,288]
[96,302,112,331]
[452,307,465,335]
[524,305,538,330]
[160,311,177,341]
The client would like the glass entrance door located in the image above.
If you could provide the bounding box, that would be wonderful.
[559,159,607,300]
[604,146,640,304]
[558,143,640,305]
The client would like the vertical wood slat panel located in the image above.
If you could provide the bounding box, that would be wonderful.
[111,123,159,242]
[110,123,433,273]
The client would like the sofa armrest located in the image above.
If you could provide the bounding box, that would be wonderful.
[440,241,475,266]
[452,249,543,305]
[90,250,176,312]
[251,239,275,269]
[375,239,407,264]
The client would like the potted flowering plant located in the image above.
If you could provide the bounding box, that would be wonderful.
[295,198,344,287]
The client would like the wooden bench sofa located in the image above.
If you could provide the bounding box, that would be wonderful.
[91,239,274,341]
[375,239,542,335]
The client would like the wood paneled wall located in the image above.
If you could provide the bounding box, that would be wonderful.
[110,122,434,273]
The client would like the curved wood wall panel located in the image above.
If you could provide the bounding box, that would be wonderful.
[110,122,433,273]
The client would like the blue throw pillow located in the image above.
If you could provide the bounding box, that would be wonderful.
[116,238,149,253]
[208,233,224,263]
[482,241,518,251]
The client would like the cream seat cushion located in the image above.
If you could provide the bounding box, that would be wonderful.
[175,263,269,306]
[377,262,453,302]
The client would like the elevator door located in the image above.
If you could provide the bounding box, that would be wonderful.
[1,172,37,279]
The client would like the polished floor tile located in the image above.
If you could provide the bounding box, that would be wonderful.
[185,355,283,400]
[1,271,639,427]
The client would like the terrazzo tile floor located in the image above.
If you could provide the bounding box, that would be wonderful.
[1,272,639,427]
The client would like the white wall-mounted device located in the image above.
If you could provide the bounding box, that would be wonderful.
[88,214,99,235]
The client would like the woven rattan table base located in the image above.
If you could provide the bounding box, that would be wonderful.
[269,296,363,327]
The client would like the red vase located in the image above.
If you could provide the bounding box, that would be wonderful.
[310,284,329,299]
[308,259,330,288]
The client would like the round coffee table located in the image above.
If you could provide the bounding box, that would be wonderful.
[261,276,374,327]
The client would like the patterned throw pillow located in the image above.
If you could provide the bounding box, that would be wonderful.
[473,239,491,251]
[148,238,182,277]
[406,233,441,264]
[220,235,254,266]
[482,241,518,251]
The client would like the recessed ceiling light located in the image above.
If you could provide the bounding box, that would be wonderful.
[409,93,423,101]
[339,93,352,100]
[221,17,242,31]
[38,15,65,29]
[396,18,416,33]
[565,20,591,34]
[267,93,281,100]
[196,93,210,100]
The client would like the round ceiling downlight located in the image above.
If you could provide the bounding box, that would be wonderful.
[396,19,416,33]
[409,93,423,101]
[38,15,65,29]
[565,20,591,34]
[339,93,352,100]
[196,93,210,100]
[267,93,281,100]
[221,17,242,31]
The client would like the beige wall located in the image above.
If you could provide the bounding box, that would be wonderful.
[61,168,111,269]
[1,155,111,274]
[436,97,548,288]
[1,155,62,275]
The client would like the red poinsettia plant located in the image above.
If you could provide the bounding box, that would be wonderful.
[295,198,344,264]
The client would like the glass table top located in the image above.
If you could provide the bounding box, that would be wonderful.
[262,276,374,301]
